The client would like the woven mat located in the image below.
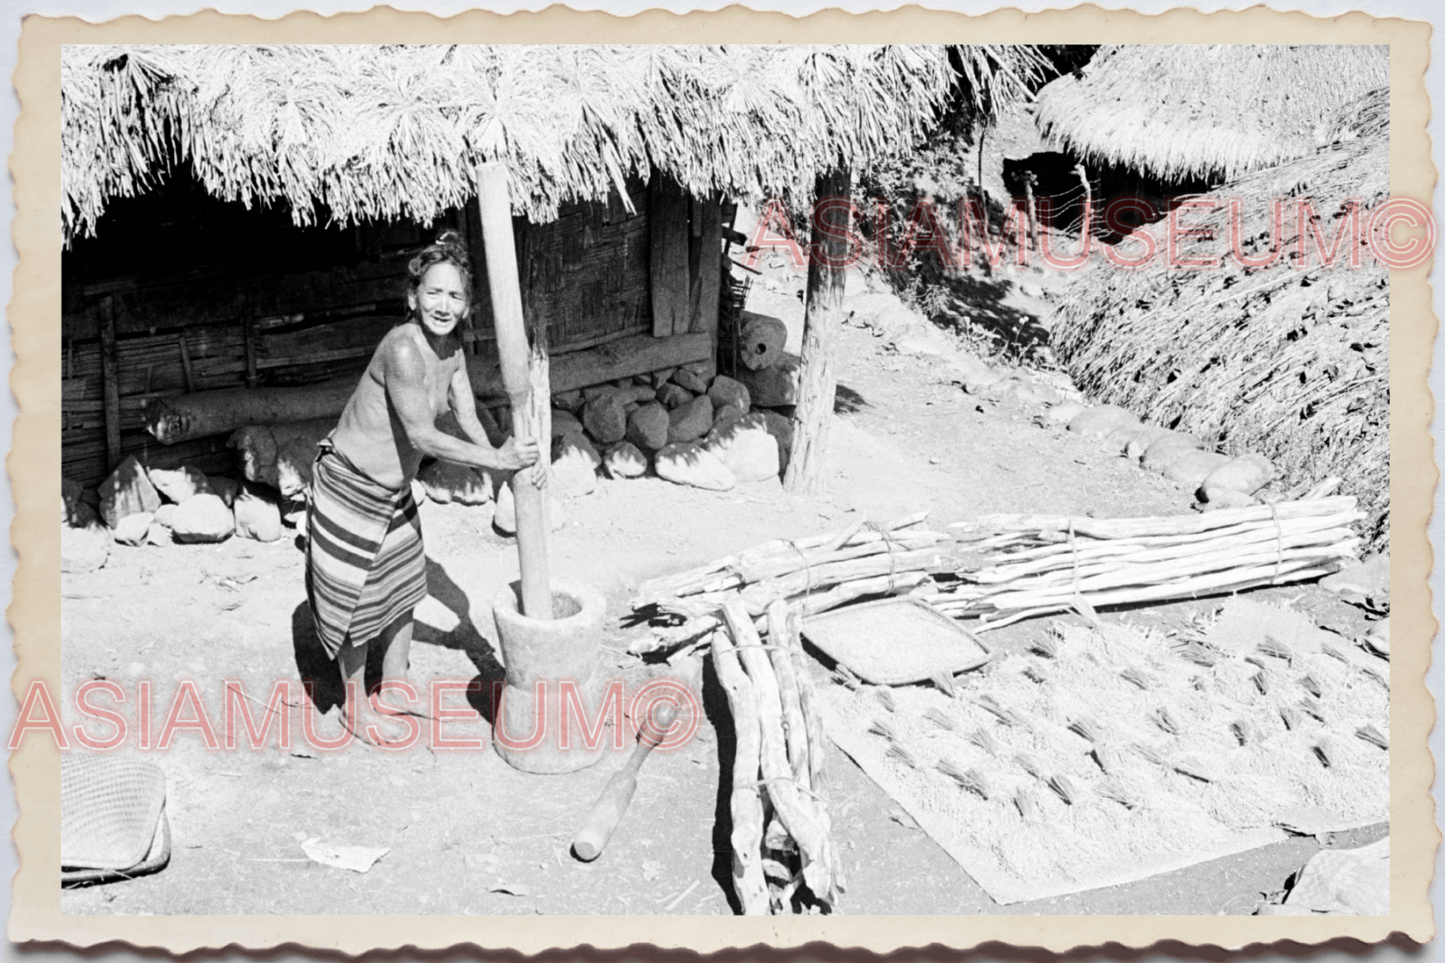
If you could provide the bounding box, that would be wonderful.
[816,607,1388,905]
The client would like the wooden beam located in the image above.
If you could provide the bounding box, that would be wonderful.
[477,163,553,621]
[784,168,851,495]
[98,295,122,470]
[688,194,723,337]
[649,174,691,337]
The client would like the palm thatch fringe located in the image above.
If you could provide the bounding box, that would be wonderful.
[1050,88,1389,551]
[1035,45,1388,182]
[62,44,1050,244]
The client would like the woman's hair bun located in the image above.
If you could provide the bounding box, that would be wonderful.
[434,228,466,253]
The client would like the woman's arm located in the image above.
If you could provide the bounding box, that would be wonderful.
[448,358,549,486]
[383,338,539,471]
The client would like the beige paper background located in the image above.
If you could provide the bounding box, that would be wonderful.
[9,6,1436,952]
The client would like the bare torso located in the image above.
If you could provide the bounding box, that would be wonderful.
[330,323,464,490]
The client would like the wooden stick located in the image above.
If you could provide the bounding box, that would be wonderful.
[708,626,769,915]
[98,296,122,470]
[478,163,552,619]
[767,601,810,791]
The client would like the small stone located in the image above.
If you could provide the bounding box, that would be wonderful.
[735,353,801,407]
[552,390,584,413]
[1201,454,1274,497]
[582,393,628,446]
[707,376,751,415]
[582,384,618,403]
[112,512,154,547]
[1113,424,1171,460]
[147,465,214,504]
[419,461,491,506]
[626,403,670,452]
[98,455,161,529]
[1040,402,1086,426]
[153,504,177,529]
[655,442,736,491]
[656,383,693,410]
[551,432,601,496]
[551,409,584,439]
[145,522,172,547]
[681,358,717,382]
[1141,432,1202,472]
[234,487,284,541]
[668,396,715,444]
[62,523,111,573]
[1011,381,1063,406]
[209,476,240,508]
[170,493,236,543]
[671,367,708,394]
[1067,405,1138,438]
[1198,488,1257,511]
[650,368,675,389]
[712,404,744,433]
[619,384,657,405]
[604,442,648,479]
[704,413,780,482]
[1165,450,1231,489]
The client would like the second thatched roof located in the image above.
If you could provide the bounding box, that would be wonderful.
[1035,45,1389,182]
[63,43,1051,244]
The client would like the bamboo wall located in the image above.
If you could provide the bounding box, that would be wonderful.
[61,177,668,488]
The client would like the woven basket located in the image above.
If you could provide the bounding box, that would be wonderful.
[61,755,170,886]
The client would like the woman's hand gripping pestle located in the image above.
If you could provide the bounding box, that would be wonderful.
[571,701,680,862]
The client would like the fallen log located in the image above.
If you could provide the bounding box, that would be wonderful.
[146,332,715,445]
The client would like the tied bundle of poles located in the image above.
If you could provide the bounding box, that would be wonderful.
[711,600,844,914]
[629,512,953,655]
[925,491,1363,629]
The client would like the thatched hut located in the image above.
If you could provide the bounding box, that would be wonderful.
[1051,86,1390,550]
[1034,45,1389,182]
[63,43,1032,489]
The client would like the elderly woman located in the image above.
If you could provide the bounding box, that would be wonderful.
[305,230,541,744]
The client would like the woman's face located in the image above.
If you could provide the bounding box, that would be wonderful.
[409,261,469,338]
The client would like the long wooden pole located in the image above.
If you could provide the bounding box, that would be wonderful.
[98,295,122,471]
[476,163,553,620]
[783,168,851,495]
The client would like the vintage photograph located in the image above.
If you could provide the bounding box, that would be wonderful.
[53,41,1396,918]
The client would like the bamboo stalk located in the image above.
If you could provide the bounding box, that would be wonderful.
[708,625,769,916]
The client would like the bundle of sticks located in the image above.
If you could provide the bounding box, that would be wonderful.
[628,512,952,655]
[711,600,844,913]
[923,494,1363,628]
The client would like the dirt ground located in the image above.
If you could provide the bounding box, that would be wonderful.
[59,256,1384,916]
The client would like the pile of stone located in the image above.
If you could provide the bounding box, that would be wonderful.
[62,456,285,573]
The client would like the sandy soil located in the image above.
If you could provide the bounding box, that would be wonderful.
[59,257,1383,916]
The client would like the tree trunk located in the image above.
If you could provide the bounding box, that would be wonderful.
[783,168,851,495]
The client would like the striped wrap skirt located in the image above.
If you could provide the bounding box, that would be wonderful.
[304,440,427,659]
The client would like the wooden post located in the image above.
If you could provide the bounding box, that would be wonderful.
[1075,163,1093,236]
[242,308,260,387]
[783,168,851,495]
[688,193,722,337]
[98,295,122,470]
[1023,172,1039,254]
[477,163,553,620]
[649,174,691,337]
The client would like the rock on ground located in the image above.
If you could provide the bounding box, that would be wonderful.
[1109,423,1170,458]
[704,413,780,482]
[671,367,708,394]
[1164,450,1231,489]
[582,393,628,445]
[1068,405,1138,438]
[1201,454,1274,497]
[210,476,240,507]
[419,460,491,505]
[551,409,584,439]
[1141,432,1202,472]
[112,512,154,547]
[552,432,601,496]
[234,487,284,541]
[153,504,177,529]
[1039,402,1086,426]
[656,383,693,410]
[62,476,85,525]
[626,403,670,452]
[654,442,736,491]
[170,493,236,543]
[147,465,214,504]
[62,523,111,573]
[603,442,648,479]
[99,455,161,529]
[667,396,715,444]
[552,390,584,413]
[892,324,953,358]
[707,375,751,415]
[735,353,801,407]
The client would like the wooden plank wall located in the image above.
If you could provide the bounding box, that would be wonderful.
[62,177,723,489]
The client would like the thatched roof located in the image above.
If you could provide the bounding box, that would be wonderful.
[1050,88,1390,551]
[1034,45,1389,181]
[62,44,1049,243]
